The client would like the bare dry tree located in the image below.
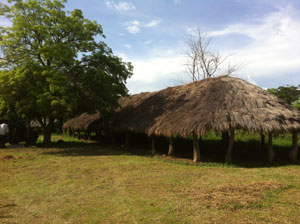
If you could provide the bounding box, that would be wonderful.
[185,27,240,81]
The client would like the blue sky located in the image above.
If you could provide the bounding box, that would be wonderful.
[1,0,300,93]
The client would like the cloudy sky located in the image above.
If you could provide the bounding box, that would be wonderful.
[1,0,300,93]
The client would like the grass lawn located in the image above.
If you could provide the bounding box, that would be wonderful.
[1,134,300,223]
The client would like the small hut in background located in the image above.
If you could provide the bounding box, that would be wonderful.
[62,112,101,140]
[105,76,300,163]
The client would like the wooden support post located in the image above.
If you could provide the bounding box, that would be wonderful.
[222,131,229,153]
[222,131,229,143]
[289,130,298,162]
[151,135,156,155]
[193,133,200,162]
[225,129,235,163]
[268,133,275,162]
[125,133,132,149]
[261,133,265,153]
[168,136,174,156]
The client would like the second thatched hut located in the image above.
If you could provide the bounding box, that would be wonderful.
[62,112,101,139]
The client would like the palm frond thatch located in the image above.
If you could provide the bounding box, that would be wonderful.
[62,112,101,133]
[109,76,300,136]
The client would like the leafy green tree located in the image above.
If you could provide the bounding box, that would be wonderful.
[0,0,133,143]
[268,86,300,105]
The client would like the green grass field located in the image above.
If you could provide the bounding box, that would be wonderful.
[1,134,300,223]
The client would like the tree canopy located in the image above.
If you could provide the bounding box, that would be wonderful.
[268,85,300,109]
[0,0,133,143]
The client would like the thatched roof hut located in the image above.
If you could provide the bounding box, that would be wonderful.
[62,112,101,134]
[110,76,300,135]
[107,76,300,162]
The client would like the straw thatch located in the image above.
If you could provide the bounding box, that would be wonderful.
[62,112,101,133]
[108,76,300,137]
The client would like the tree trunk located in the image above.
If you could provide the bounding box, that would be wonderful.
[225,129,235,163]
[42,117,54,144]
[222,131,229,153]
[43,129,52,144]
[151,135,156,155]
[268,133,275,162]
[168,136,174,156]
[289,131,298,162]
[193,133,200,162]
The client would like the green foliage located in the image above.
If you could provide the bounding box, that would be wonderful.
[291,99,300,110]
[0,0,133,143]
[268,85,300,108]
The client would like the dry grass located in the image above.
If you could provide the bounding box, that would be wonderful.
[1,136,300,223]
[183,181,287,210]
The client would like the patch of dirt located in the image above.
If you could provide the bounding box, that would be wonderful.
[183,181,287,210]
[0,155,16,161]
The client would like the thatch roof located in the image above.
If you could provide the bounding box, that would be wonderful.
[108,76,300,136]
[62,112,101,132]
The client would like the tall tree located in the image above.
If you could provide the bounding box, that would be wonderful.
[268,85,300,109]
[0,0,133,143]
[185,27,239,81]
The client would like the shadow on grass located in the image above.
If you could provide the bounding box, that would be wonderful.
[36,138,300,168]
[40,141,148,157]
[163,139,300,168]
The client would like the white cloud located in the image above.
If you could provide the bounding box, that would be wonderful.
[127,55,186,93]
[124,20,141,34]
[126,26,140,34]
[123,19,162,34]
[116,1,136,11]
[105,1,113,8]
[185,5,300,87]
[105,1,136,11]
[145,19,161,28]
[118,47,186,93]
[123,5,300,93]
[208,5,300,82]
[124,44,131,49]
